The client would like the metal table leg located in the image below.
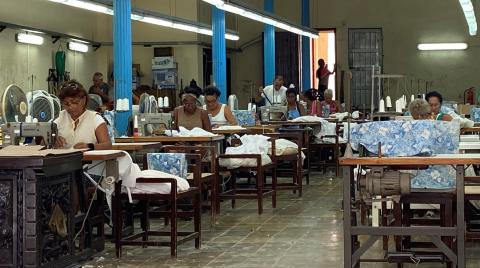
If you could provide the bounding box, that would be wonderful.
[456,165,465,268]
[343,166,353,268]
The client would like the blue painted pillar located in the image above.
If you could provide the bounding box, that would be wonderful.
[212,6,227,104]
[263,0,275,85]
[301,0,311,92]
[113,0,132,136]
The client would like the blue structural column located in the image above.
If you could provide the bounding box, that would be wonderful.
[113,0,132,136]
[301,0,311,91]
[263,0,275,85]
[212,6,227,104]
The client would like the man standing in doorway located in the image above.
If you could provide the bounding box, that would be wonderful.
[316,59,336,101]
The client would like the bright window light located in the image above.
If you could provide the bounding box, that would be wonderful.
[202,0,318,39]
[16,33,44,45]
[49,0,240,41]
[68,41,89,52]
[417,43,468,51]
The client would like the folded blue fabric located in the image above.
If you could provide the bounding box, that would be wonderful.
[146,153,188,179]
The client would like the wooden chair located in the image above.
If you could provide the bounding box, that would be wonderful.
[264,132,303,196]
[162,145,218,224]
[112,154,201,258]
[217,138,277,215]
[279,127,312,185]
[113,175,201,258]
[310,122,345,176]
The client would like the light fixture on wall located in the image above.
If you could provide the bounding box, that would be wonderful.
[459,0,477,35]
[201,0,319,39]
[68,41,89,52]
[15,33,44,45]
[48,0,240,41]
[417,43,468,51]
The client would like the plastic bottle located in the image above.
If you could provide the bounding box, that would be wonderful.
[133,115,139,137]
[322,104,330,118]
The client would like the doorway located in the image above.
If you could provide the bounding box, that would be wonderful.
[311,29,336,98]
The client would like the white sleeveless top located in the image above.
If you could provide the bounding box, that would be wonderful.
[55,110,105,148]
[203,104,228,125]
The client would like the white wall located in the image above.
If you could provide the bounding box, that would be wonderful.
[0,0,204,97]
[0,0,104,92]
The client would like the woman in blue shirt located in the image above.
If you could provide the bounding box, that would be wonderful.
[286,88,305,119]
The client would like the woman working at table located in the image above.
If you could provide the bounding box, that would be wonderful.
[286,87,305,119]
[425,91,453,121]
[203,86,237,127]
[173,87,212,131]
[303,88,321,116]
[55,80,112,150]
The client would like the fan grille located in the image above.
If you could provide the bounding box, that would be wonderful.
[2,85,28,122]
[32,97,53,122]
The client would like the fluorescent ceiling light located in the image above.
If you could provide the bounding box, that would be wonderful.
[48,0,240,41]
[49,0,113,15]
[459,0,477,35]
[417,43,468,50]
[68,41,89,52]
[201,0,318,39]
[15,33,44,45]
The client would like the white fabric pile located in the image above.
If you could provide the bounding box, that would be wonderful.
[219,135,272,169]
[87,151,190,207]
[219,135,304,169]
[165,126,216,137]
[213,125,246,130]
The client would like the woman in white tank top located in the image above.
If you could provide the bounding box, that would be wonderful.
[55,80,112,150]
[203,86,237,127]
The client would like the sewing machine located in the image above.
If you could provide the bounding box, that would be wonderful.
[138,113,173,136]
[1,122,58,148]
[259,106,287,121]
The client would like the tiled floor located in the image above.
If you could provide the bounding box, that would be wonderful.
[82,171,480,267]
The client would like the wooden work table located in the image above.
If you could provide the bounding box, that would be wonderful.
[82,150,126,161]
[112,142,162,151]
[461,126,480,134]
[212,128,248,135]
[115,135,224,143]
[340,154,480,165]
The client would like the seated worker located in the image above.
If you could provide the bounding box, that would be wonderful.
[286,87,306,119]
[320,89,342,116]
[89,72,112,103]
[203,85,237,127]
[256,75,287,107]
[409,98,432,120]
[425,91,453,121]
[303,88,321,116]
[55,80,112,150]
[173,87,212,131]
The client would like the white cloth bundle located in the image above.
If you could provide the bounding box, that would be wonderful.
[87,151,190,205]
[165,126,216,137]
[219,135,272,168]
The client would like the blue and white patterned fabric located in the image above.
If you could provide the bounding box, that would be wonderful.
[146,153,188,179]
[441,104,456,114]
[350,120,460,189]
[471,107,480,122]
[350,121,459,157]
[232,110,256,126]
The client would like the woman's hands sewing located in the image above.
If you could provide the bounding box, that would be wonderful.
[54,136,88,149]
[54,136,67,148]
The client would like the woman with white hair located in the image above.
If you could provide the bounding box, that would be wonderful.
[320,89,342,116]
[408,99,432,120]
[173,86,212,131]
